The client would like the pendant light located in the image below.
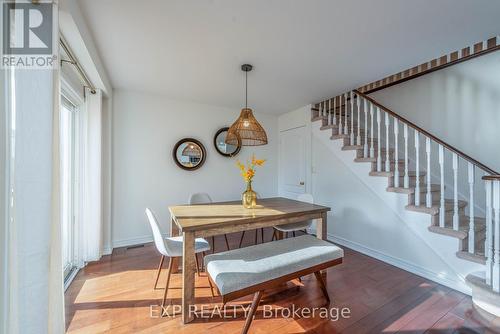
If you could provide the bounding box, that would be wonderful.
[225,64,268,146]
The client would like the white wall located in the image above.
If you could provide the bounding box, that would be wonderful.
[111,89,279,247]
[370,51,500,174]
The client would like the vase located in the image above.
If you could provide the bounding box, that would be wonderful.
[242,181,257,208]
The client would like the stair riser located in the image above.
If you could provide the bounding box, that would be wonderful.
[388,176,426,187]
[408,191,443,206]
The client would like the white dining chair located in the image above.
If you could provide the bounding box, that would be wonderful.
[272,193,315,240]
[189,192,230,252]
[145,208,211,307]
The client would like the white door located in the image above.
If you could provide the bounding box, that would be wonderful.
[279,126,307,198]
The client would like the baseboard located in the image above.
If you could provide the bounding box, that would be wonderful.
[328,233,471,295]
[111,233,168,250]
[102,246,113,255]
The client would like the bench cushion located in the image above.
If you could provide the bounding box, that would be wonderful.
[204,235,343,295]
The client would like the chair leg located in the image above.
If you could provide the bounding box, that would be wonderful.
[314,271,330,303]
[261,228,264,243]
[195,253,201,277]
[272,230,277,241]
[293,231,296,238]
[211,236,216,253]
[224,234,230,250]
[161,257,174,308]
[239,231,246,248]
[254,229,258,245]
[154,255,165,290]
[201,251,206,272]
[207,274,216,298]
[242,290,264,334]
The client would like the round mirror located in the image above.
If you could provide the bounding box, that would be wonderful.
[214,127,241,157]
[173,138,206,170]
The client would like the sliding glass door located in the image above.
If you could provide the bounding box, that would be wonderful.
[60,96,79,280]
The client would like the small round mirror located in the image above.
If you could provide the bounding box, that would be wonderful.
[214,127,241,157]
[173,138,206,170]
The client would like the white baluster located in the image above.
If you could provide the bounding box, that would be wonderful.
[404,124,409,188]
[376,107,382,172]
[393,119,399,187]
[328,99,332,125]
[384,113,390,172]
[332,96,337,125]
[439,145,445,227]
[338,96,343,135]
[357,94,361,146]
[415,130,420,206]
[370,103,375,158]
[486,180,493,285]
[493,180,500,292]
[350,91,354,145]
[452,153,459,230]
[468,163,475,254]
[426,137,432,208]
[344,93,348,135]
[363,99,368,158]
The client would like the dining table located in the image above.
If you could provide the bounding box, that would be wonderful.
[168,196,331,324]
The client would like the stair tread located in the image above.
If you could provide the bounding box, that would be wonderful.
[456,251,486,265]
[387,184,441,194]
[312,116,326,122]
[355,157,376,163]
[406,199,467,215]
[371,170,425,177]
[342,145,364,150]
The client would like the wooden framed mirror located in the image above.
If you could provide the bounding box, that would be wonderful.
[214,127,241,157]
[173,138,206,170]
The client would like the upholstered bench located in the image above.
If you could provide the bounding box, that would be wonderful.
[204,235,344,334]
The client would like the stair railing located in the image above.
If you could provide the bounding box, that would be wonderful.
[314,90,500,292]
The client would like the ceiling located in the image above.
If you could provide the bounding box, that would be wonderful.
[78,0,500,115]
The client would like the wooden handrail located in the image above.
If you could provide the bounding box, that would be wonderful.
[482,175,500,180]
[360,44,500,95]
[355,90,499,176]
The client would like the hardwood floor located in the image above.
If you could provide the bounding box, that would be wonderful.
[65,229,500,333]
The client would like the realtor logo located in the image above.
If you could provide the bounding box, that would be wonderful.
[2,1,57,69]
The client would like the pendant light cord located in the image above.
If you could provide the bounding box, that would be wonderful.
[245,70,248,109]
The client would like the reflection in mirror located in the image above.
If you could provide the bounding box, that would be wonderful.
[214,127,241,157]
[173,138,206,170]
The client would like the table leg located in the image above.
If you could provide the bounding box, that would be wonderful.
[317,212,327,240]
[317,212,328,278]
[182,231,196,324]
[170,217,181,273]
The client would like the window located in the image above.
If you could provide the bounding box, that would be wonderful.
[60,95,80,283]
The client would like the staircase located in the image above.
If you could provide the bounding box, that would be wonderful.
[311,90,500,316]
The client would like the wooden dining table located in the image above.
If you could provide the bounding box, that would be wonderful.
[168,196,331,324]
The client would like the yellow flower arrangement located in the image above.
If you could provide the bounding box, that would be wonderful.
[237,154,266,183]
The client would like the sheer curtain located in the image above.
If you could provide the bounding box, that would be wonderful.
[78,88,103,264]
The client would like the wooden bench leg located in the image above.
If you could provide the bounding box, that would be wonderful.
[242,290,263,334]
[238,231,246,248]
[314,271,330,304]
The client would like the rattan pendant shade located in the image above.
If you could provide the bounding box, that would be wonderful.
[225,64,268,146]
[226,108,267,146]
